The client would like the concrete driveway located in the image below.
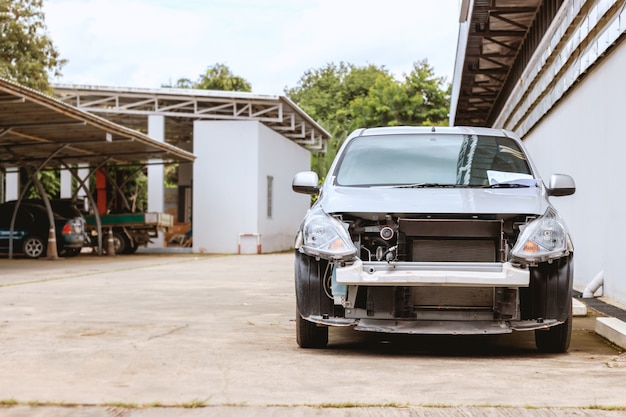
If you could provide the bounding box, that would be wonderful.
[0,253,625,417]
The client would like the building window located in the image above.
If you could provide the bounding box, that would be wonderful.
[267,175,273,219]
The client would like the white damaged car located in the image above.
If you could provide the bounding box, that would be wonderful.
[292,126,575,352]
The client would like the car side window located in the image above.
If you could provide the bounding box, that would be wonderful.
[0,206,34,228]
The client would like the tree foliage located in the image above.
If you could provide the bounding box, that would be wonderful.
[0,0,65,93]
[286,59,451,177]
[19,168,60,199]
[163,63,251,92]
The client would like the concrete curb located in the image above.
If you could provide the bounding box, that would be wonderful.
[573,295,626,350]
[572,297,587,316]
[595,317,626,350]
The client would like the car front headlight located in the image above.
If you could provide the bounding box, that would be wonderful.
[296,206,356,261]
[511,207,571,264]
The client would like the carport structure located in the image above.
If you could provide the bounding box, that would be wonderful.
[50,84,330,254]
[0,77,195,259]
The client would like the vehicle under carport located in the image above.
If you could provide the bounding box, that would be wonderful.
[0,77,195,259]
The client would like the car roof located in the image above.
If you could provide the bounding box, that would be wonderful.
[354,126,518,139]
[0,202,65,219]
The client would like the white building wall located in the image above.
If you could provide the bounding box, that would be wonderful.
[523,44,626,305]
[257,123,312,253]
[192,120,310,254]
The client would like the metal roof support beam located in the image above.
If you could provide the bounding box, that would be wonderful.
[2,138,133,149]
[480,55,510,69]
[120,98,157,110]
[484,37,519,52]
[488,7,538,14]
[0,128,13,138]
[490,13,531,30]
[0,121,87,130]
[0,97,25,104]
[469,30,527,37]
[77,95,118,108]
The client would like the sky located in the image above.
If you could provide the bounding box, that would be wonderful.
[42,0,462,96]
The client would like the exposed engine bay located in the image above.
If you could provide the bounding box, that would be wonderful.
[312,213,542,331]
[342,213,535,264]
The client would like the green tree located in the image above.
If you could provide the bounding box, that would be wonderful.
[19,167,60,199]
[286,63,394,175]
[349,76,410,128]
[163,63,251,92]
[286,60,450,179]
[403,59,451,125]
[349,60,451,128]
[286,62,391,132]
[0,0,66,93]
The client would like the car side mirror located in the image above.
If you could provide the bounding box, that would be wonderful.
[292,171,320,195]
[547,174,575,197]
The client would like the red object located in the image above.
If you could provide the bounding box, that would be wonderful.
[96,168,107,214]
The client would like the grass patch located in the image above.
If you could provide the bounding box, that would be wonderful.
[0,399,18,406]
[104,402,139,408]
[584,405,626,411]
[311,402,410,408]
[178,398,207,408]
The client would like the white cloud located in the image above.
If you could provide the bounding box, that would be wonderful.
[43,0,460,94]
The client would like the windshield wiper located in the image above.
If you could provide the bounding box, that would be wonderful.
[387,183,462,189]
[481,183,530,188]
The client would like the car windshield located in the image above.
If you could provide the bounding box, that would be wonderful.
[334,134,533,187]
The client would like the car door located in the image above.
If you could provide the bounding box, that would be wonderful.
[0,205,32,251]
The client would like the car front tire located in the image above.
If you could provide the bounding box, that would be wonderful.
[22,236,45,258]
[296,306,328,348]
[535,303,572,353]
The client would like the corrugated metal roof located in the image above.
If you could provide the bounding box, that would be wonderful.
[452,0,563,126]
[0,78,195,168]
[52,84,331,152]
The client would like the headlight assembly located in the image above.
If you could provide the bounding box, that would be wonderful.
[511,207,571,264]
[296,206,356,261]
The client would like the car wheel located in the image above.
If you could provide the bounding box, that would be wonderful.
[535,303,572,353]
[296,306,328,348]
[111,231,128,254]
[22,236,45,258]
[123,238,138,254]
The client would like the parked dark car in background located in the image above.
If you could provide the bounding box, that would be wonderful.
[0,201,85,258]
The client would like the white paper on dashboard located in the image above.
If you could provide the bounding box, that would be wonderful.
[487,170,538,186]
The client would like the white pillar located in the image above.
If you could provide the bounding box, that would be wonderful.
[60,168,72,198]
[148,115,165,248]
[6,167,19,201]
[177,140,193,224]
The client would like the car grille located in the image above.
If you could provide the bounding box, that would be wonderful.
[399,218,504,262]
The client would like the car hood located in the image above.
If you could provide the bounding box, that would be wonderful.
[318,185,549,216]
